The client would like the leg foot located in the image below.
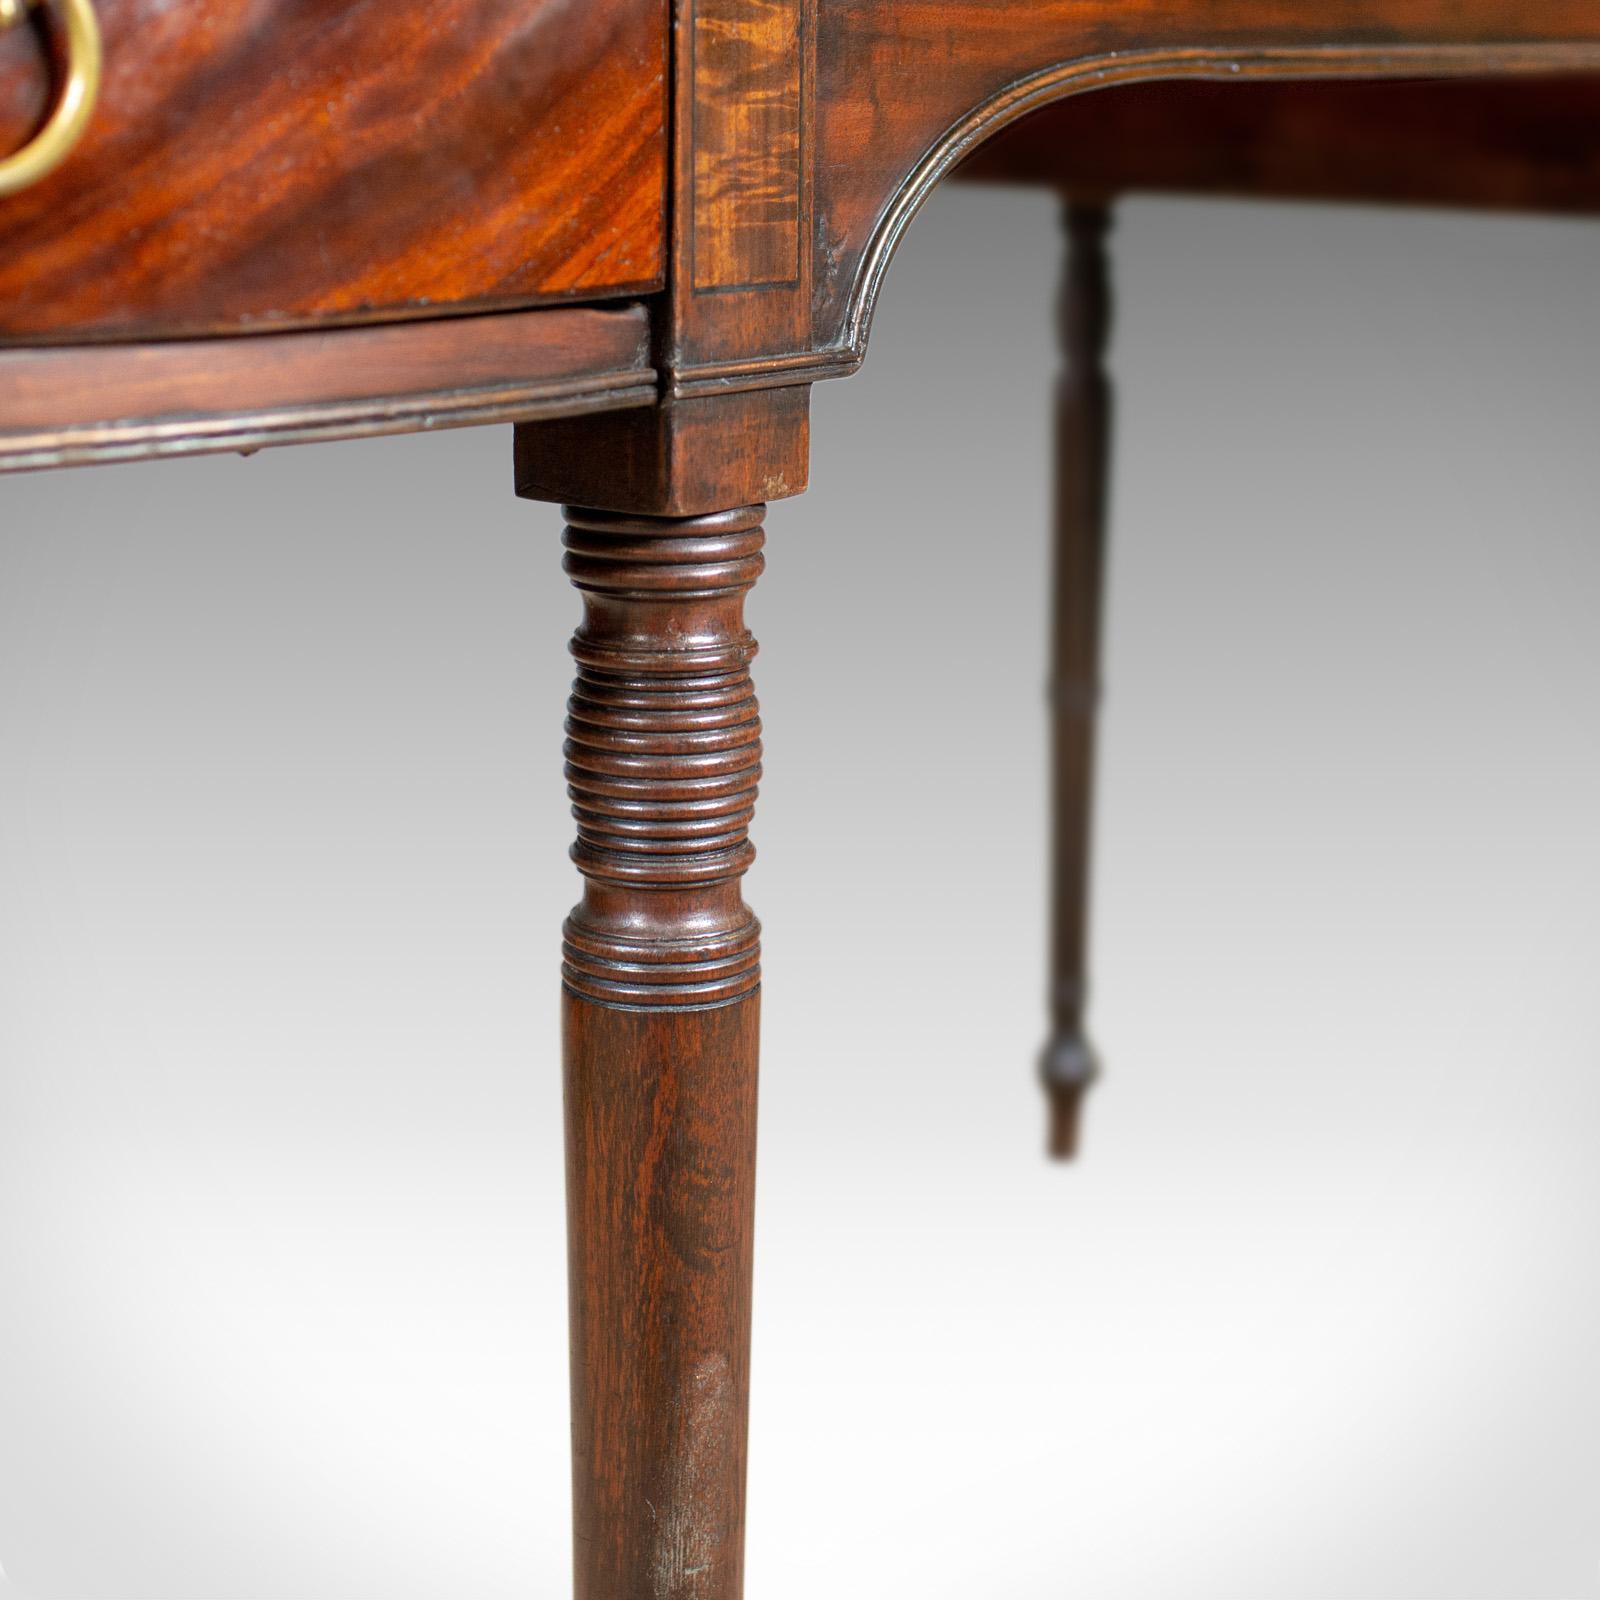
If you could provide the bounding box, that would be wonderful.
[1042,1025,1100,1160]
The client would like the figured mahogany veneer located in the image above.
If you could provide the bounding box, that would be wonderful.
[7,2,1600,1597]
[0,0,668,341]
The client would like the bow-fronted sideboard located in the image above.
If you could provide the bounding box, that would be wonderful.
[5,3,1600,1593]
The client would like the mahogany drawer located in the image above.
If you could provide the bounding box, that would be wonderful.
[0,0,668,343]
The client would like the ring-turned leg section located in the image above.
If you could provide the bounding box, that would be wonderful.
[560,505,765,1600]
[1043,200,1113,1160]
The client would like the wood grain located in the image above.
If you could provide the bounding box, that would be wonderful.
[0,304,655,471]
[628,3,1600,398]
[559,505,766,1014]
[565,991,759,1600]
[0,0,668,341]
[517,388,809,517]
[814,5,1600,364]
[558,505,767,1600]
[654,0,813,394]
[692,0,804,290]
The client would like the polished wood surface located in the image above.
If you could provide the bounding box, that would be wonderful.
[565,992,759,1600]
[5,0,1599,449]
[7,1,1600,1594]
[959,75,1600,209]
[691,0,804,291]
[0,0,668,341]
[816,9,1600,368]
[511,19,1600,1591]
[560,505,766,1599]
[654,0,818,407]
[0,304,655,472]
[617,4,1600,402]
[517,387,810,518]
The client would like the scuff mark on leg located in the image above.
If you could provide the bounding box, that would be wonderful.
[654,1353,735,1598]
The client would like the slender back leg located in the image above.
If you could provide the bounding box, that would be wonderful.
[1043,199,1114,1159]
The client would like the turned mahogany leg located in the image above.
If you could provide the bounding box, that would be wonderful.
[560,504,764,1600]
[1043,200,1113,1160]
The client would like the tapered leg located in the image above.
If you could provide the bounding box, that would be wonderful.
[560,505,765,1600]
[1043,200,1113,1160]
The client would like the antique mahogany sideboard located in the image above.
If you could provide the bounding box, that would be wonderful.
[5,2,1600,1594]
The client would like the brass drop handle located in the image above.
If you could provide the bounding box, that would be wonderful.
[0,0,101,198]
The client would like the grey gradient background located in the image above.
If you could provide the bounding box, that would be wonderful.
[2,186,1599,1598]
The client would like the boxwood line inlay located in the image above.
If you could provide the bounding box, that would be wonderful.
[6,4,1600,1598]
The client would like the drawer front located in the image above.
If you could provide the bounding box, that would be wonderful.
[0,0,667,341]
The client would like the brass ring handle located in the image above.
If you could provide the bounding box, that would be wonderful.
[0,0,102,198]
